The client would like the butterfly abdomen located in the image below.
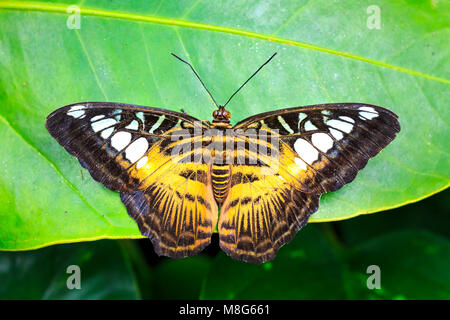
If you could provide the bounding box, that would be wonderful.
[211,164,231,204]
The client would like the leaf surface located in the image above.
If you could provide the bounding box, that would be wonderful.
[0,0,448,249]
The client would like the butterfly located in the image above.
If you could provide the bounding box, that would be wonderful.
[46,53,400,263]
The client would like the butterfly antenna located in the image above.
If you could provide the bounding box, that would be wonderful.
[171,53,219,108]
[223,52,277,108]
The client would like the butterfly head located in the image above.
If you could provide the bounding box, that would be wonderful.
[212,106,231,124]
[171,51,277,128]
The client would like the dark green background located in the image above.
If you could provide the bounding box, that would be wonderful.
[1,189,448,299]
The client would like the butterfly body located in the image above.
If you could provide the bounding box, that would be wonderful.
[210,164,231,204]
[46,100,400,263]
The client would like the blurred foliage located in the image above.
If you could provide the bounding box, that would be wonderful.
[0,240,140,299]
[0,189,448,299]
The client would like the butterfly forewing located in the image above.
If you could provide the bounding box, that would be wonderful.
[234,103,401,194]
[46,102,200,192]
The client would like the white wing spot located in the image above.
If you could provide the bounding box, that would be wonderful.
[111,131,132,151]
[136,112,145,122]
[67,105,85,118]
[312,133,334,153]
[294,157,307,170]
[299,112,307,122]
[359,106,377,113]
[92,118,116,133]
[277,116,294,134]
[305,120,318,131]
[149,115,165,133]
[112,109,122,121]
[136,156,148,169]
[339,116,355,123]
[126,120,139,130]
[359,112,378,120]
[293,138,319,165]
[329,128,344,140]
[322,110,332,116]
[91,115,105,122]
[359,106,378,120]
[69,105,85,111]
[327,119,353,133]
[68,110,85,118]
[101,127,114,139]
[125,137,149,163]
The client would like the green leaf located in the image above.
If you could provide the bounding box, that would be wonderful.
[338,189,450,244]
[0,0,448,249]
[0,240,141,299]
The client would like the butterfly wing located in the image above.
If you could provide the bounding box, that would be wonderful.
[46,102,200,192]
[219,163,320,263]
[46,102,217,258]
[234,103,401,194]
[218,103,400,263]
[120,138,218,258]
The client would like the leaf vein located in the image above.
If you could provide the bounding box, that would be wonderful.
[0,114,114,226]
[0,1,448,84]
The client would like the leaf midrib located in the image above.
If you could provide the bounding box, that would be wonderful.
[1,0,449,85]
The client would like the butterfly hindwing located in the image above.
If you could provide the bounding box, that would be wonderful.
[121,160,218,258]
[215,130,318,263]
[234,103,401,194]
[218,164,320,263]
[120,131,218,258]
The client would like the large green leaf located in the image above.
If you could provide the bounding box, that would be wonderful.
[0,240,141,299]
[0,0,448,250]
[338,188,450,244]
